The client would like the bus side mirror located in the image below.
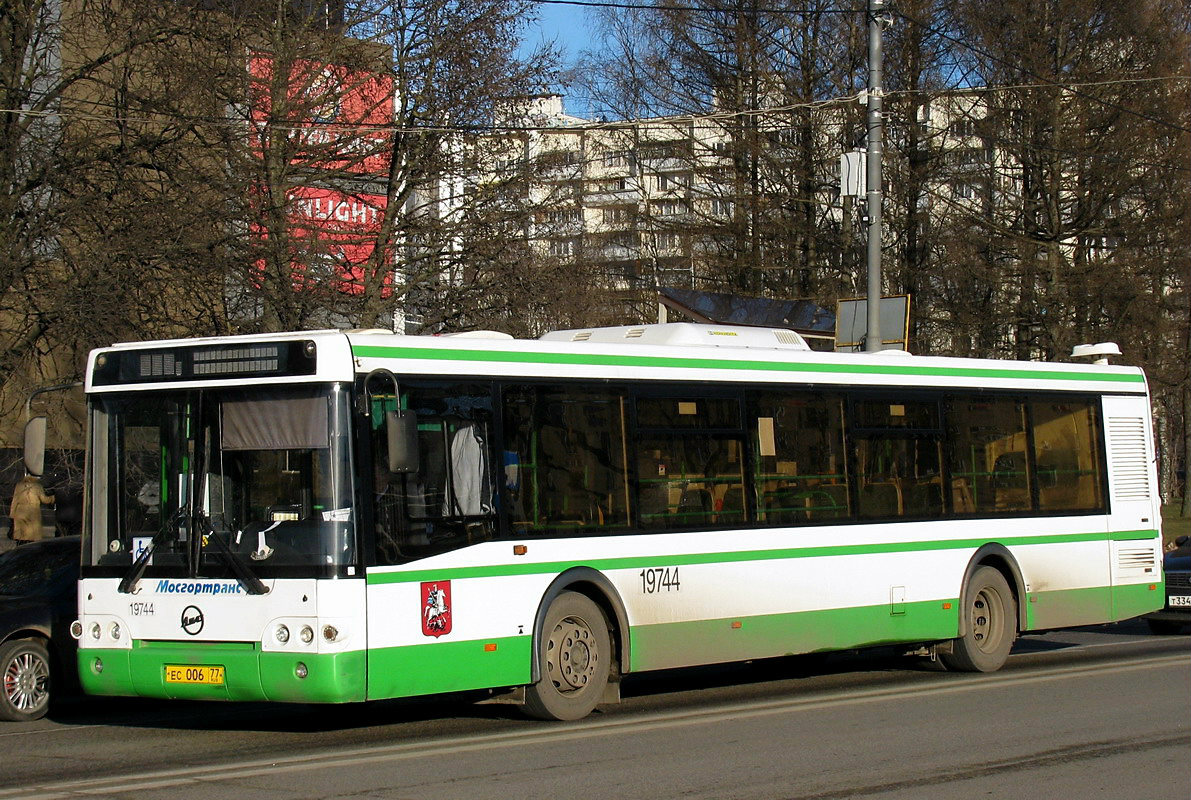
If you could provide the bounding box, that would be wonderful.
[386,411,419,474]
[24,416,47,477]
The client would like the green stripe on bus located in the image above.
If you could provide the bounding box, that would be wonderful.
[1112,580,1165,621]
[629,581,1163,672]
[351,345,1145,384]
[367,635,531,700]
[629,598,959,672]
[1023,582,1163,630]
[366,529,1158,586]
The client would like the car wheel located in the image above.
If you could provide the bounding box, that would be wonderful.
[0,638,52,722]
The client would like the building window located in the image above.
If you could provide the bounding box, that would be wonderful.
[539,149,581,168]
[549,239,576,257]
[655,232,683,252]
[544,208,581,225]
[949,119,978,138]
[591,177,628,193]
[651,200,684,217]
[711,198,734,217]
[655,173,688,192]
[602,206,631,225]
[601,150,631,168]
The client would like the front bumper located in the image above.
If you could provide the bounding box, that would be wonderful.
[78,641,366,703]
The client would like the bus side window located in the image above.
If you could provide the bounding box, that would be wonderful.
[501,385,630,536]
[1030,400,1104,512]
[945,397,1030,514]
[852,399,944,520]
[635,396,744,531]
[372,385,497,565]
[750,392,848,524]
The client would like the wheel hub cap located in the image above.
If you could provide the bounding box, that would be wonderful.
[547,616,598,693]
[971,589,1000,652]
[4,653,49,713]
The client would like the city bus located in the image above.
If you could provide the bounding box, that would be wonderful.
[67,323,1163,720]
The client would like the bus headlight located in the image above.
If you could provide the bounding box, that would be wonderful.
[275,625,290,644]
[322,625,339,643]
[70,621,83,640]
[299,626,314,644]
[90,622,101,640]
[110,623,121,640]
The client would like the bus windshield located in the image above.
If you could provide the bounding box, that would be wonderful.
[85,384,355,575]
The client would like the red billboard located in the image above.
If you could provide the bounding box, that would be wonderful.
[248,53,393,176]
[253,187,389,295]
[246,52,395,295]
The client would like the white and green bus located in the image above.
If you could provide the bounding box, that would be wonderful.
[70,323,1163,720]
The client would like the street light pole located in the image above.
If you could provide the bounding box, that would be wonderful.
[865,0,886,352]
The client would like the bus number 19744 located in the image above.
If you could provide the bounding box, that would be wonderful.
[640,567,680,593]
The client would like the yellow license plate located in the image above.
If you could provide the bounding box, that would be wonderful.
[164,665,225,685]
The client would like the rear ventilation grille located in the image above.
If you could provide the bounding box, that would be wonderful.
[624,328,646,339]
[1116,547,1157,571]
[1108,417,1151,500]
[571,331,592,342]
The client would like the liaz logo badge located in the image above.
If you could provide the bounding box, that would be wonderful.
[421,581,452,637]
[181,605,205,636]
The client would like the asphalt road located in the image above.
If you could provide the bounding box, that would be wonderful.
[1,620,1187,799]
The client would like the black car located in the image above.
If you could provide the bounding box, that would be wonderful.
[0,537,80,721]
[1146,535,1191,635]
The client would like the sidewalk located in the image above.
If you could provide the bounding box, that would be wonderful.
[0,521,58,554]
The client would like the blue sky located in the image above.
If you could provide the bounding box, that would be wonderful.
[519,1,603,115]
[521,2,598,61]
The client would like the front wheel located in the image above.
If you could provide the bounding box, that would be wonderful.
[522,592,612,721]
[0,638,52,722]
[941,566,1017,673]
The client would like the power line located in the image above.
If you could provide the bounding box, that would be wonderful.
[529,0,862,13]
[891,8,1191,136]
[0,91,866,134]
[6,74,1187,137]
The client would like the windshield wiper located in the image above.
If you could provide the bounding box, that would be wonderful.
[201,519,269,595]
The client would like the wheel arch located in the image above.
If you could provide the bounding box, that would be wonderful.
[958,545,1028,636]
[0,630,56,684]
[530,567,630,684]
[1,625,52,649]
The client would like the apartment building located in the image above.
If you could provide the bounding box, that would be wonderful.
[487,94,872,301]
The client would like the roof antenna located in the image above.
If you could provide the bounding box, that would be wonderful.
[1071,342,1122,365]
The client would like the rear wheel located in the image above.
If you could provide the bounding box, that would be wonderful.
[941,566,1017,673]
[0,638,52,722]
[523,592,611,721]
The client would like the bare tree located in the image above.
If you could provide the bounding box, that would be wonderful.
[0,0,216,433]
[948,0,1190,499]
[578,0,863,306]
